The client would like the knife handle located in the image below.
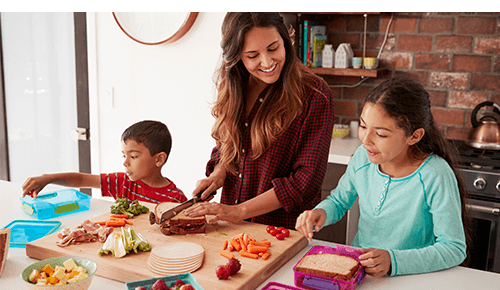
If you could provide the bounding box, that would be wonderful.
[195,190,216,202]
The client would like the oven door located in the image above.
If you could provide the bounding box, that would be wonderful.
[466,198,500,273]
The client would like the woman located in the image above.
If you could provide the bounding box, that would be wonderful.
[185,13,335,229]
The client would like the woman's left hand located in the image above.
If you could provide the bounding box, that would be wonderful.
[184,202,244,224]
[358,248,391,277]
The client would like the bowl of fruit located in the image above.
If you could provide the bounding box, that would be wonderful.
[21,256,97,290]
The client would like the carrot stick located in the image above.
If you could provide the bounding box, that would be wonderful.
[261,252,271,260]
[240,250,259,259]
[222,240,228,251]
[124,219,133,225]
[259,239,271,246]
[247,245,269,254]
[110,214,129,219]
[220,251,235,259]
[249,241,270,247]
[247,234,256,242]
[228,243,234,252]
[239,236,247,252]
[105,220,126,227]
[230,238,242,252]
[243,233,249,245]
[95,221,107,225]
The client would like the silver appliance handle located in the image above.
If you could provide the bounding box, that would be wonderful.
[467,204,500,216]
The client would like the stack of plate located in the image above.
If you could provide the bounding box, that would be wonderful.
[148,242,204,276]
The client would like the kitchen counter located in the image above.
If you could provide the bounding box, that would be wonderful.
[329,137,362,165]
[2,180,500,289]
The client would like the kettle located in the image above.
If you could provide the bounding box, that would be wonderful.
[465,101,500,150]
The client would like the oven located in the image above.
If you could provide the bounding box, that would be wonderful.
[452,140,500,273]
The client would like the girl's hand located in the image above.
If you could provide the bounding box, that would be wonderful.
[21,176,50,198]
[295,209,327,242]
[359,248,391,277]
[184,202,244,224]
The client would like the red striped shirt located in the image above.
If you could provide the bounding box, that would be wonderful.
[100,172,187,204]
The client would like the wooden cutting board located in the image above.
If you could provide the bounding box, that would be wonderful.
[26,202,308,290]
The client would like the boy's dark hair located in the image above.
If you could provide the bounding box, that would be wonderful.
[121,120,172,160]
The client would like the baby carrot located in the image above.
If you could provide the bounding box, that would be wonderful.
[228,243,235,252]
[220,251,235,259]
[247,245,269,254]
[239,236,247,252]
[105,219,126,227]
[249,241,270,247]
[240,250,259,259]
[222,240,228,251]
[230,237,242,252]
[95,221,107,225]
[110,214,129,219]
[259,239,271,246]
[124,219,133,225]
[261,252,271,260]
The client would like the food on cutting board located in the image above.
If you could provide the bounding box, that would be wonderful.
[215,264,231,280]
[27,257,89,286]
[56,219,114,247]
[221,232,272,261]
[147,242,204,276]
[296,253,360,281]
[111,198,149,218]
[98,227,151,258]
[95,214,134,227]
[266,225,290,240]
[150,202,206,235]
[0,228,10,277]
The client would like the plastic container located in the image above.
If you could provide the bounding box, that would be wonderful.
[293,245,366,290]
[125,273,203,290]
[20,189,91,220]
[2,220,61,248]
[261,282,304,290]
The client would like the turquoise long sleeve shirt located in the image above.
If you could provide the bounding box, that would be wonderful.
[316,145,466,276]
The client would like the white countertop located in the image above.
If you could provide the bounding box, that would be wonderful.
[2,179,500,289]
[329,137,362,165]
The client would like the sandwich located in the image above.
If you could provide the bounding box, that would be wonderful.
[0,228,10,277]
[149,202,206,235]
[296,253,360,281]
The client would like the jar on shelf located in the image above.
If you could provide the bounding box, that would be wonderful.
[322,44,334,68]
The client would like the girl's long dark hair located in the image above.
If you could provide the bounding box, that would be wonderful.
[364,77,471,265]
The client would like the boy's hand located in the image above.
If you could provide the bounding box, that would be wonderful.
[295,209,327,242]
[21,176,49,198]
[359,248,391,277]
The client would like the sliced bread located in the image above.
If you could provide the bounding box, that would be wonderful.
[296,253,359,281]
[0,228,10,277]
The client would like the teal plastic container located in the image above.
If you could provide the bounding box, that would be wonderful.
[20,188,91,220]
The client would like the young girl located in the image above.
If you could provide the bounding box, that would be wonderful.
[296,77,469,277]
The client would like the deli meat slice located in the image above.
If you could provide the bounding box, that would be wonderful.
[56,219,114,247]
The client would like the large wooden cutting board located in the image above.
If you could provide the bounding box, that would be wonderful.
[26,202,308,290]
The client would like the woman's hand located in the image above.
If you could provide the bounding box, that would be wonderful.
[185,202,244,224]
[192,166,226,201]
[22,175,50,198]
[295,209,327,242]
[359,248,391,277]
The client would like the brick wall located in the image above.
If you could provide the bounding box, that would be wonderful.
[307,12,500,141]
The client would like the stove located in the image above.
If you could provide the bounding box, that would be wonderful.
[451,139,500,273]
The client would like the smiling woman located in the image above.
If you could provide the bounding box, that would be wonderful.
[186,12,335,230]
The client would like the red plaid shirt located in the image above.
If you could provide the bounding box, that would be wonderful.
[100,172,187,204]
[207,75,334,229]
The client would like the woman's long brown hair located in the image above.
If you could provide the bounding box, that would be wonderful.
[212,12,319,175]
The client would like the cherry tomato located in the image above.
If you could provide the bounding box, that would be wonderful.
[275,233,286,240]
[269,228,279,236]
[266,225,275,233]
[276,226,285,232]
[281,228,290,237]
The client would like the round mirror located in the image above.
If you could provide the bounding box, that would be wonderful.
[112,12,198,45]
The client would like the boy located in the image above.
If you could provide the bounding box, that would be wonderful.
[22,120,187,204]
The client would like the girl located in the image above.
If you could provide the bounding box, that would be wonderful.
[185,13,335,229]
[296,77,469,277]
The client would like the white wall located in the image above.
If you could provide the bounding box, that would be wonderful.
[88,12,226,199]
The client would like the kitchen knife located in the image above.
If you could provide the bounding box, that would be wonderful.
[159,191,216,224]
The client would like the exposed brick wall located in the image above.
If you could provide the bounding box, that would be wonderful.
[300,12,500,141]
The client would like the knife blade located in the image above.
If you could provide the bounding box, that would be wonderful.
[159,191,216,224]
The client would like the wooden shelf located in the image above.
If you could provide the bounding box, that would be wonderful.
[310,67,377,77]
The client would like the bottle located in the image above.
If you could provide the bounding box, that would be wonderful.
[322,44,334,68]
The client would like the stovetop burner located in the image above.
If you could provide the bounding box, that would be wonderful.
[451,139,500,171]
